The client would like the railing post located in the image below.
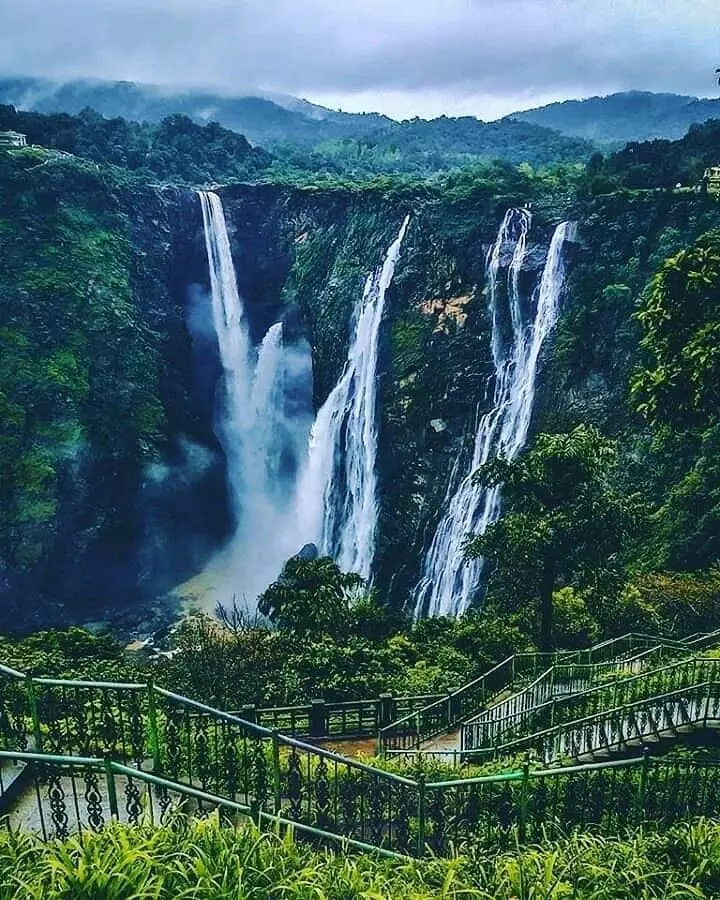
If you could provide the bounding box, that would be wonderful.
[378,693,395,730]
[416,774,426,858]
[704,681,711,729]
[104,758,119,820]
[241,703,258,725]
[272,730,282,815]
[415,711,422,751]
[25,675,42,752]
[147,682,161,773]
[310,699,326,738]
[519,757,530,843]
[638,747,650,825]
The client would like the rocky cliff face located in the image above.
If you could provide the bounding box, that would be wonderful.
[11,156,718,632]
[206,184,563,605]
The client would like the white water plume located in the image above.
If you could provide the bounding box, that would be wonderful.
[196,191,312,609]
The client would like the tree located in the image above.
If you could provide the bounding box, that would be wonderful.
[631,229,720,430]
[257,555,363,637]
[465,426,642,650]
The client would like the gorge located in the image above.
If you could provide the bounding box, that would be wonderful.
[2,134,720,634]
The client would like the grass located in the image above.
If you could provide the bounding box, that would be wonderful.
[2,814,720,898]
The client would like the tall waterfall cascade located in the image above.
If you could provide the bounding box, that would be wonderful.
[413,212,576,619]
[296,216,411,579]
[197,190,313,607]
[198,190,253,524]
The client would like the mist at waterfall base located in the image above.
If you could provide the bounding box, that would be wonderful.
[183,206,411,611]
[185,191,313,613]
[413,212,576,620]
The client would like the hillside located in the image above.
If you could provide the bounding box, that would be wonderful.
[510,90,720,146]
[0,75,594,172]
[1,102,720,634]
[0,76,391,147]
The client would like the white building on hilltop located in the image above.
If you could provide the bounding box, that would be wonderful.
[0,131,27,148]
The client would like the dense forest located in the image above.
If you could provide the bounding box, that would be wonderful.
[0,77,594,176]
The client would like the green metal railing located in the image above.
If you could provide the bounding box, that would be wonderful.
[463,655,720,754]
[0,664,423,854]
[3,628,720,857]
[0,750,403,858]
[235,693,444,739]
[379,629,720,756]
[4,746,720,857]
[460,677,720,765]
[378,652,556,752]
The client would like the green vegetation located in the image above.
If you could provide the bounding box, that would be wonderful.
[585,119,720,193]
[0,76,593,179]
[468,426,642,650]
[632,229,720,429]
[0,150,165,590]
[3,814,720,898]
[0,104,272,185]
[159,556,527,709]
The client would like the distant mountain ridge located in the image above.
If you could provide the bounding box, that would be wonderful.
[0,76,392,147]
[0,75,593,172]
[508,90,720,147]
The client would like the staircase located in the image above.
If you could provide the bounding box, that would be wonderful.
[2,628,720,857]
[380,629,720,765]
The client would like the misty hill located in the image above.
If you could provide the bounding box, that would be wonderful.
[0,76,392,147]
[509,91,720,147]
[0,76,593,172]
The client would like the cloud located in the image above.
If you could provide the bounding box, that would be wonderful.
[0,0,717,118]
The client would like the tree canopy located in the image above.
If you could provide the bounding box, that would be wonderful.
[466,426,643,650]
[631,229,720,430]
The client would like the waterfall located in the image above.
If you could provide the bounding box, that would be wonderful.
[297,216,411,579]
[198,190,253,525]
[412,213,575,619]
[196,190,313,607]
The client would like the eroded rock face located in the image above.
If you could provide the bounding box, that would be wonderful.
[1,166,565,629]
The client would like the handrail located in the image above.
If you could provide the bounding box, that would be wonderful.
[0,750,404,859]
[0,664,27,679]
[3,660,720,856]
[485,678,719,763]
[378,651,556,752]
[380,655,516,735]
[377,629,718,755]
[154,687,271,738]
[462,646,720,751]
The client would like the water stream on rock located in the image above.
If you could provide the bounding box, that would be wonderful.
[413,213,576,618]
[196,191,313,609]
[296,216,411,579]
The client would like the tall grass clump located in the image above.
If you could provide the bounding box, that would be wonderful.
[1,814,720,898]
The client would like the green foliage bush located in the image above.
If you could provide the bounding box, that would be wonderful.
[3,814,720,898]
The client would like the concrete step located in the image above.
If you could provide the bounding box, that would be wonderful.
[0,757,31,816]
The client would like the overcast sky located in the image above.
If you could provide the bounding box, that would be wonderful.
[1,0,718,119]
